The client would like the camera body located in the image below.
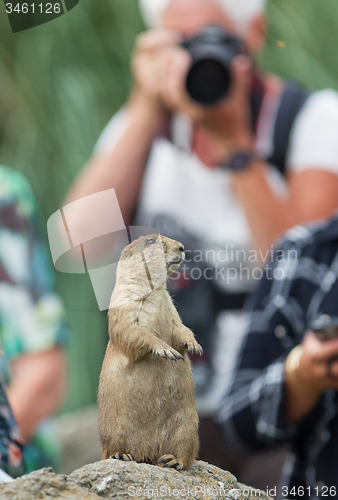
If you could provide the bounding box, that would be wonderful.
[182,26,245,106]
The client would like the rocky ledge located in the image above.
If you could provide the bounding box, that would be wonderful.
[0,460,274,499]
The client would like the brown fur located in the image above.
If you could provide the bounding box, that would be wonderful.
[98,234,202,470]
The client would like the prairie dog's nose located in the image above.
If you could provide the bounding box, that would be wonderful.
[178,243,185,252]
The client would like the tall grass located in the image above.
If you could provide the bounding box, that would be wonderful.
[0,0,337,411]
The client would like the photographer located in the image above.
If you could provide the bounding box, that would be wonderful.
[216,215,338,498]
[69,0,338,252]
[67,0,338,479]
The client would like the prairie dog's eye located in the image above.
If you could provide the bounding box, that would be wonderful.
[146,238,156,245]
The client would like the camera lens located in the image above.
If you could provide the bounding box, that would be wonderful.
[182,26,244,106]
[186,59,230,106]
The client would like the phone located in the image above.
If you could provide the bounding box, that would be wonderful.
[311,315,338,341]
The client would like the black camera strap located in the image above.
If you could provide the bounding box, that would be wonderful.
[250,71,265,134]
[250,74,311,177]
[266,82,311,177]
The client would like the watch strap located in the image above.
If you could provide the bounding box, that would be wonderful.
[220,151,255,172]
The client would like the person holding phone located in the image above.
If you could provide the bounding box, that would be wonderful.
[216,214,338,498]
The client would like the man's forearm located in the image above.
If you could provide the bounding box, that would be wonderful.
[7,348,67,441]
[217,359,293,452]
[284,375,321,425]
[231,161,338,252]
[66,91,164,225]
[284,346,322,425]
[231,160,297,252]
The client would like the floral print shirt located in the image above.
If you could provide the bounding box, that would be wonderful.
[0,165,70,475]
[0,375,24,477]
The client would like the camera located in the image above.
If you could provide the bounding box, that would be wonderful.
[182,26,245,106]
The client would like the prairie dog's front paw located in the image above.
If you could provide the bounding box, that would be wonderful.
[182,340,203,356]
[153,345,184,361]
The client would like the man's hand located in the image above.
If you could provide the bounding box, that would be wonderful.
[131,29,183,112]
[297,331,338,391]
[284,331,338,424]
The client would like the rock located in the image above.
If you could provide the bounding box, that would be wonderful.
[55,406,101,474]
[0,467,98,500]
[0,460,274,500]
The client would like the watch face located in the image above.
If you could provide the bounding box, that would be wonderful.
[226,151,253,171]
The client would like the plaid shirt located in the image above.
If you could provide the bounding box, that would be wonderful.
[216,215,338,500]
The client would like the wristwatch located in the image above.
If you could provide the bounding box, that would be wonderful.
[220,151,255,172]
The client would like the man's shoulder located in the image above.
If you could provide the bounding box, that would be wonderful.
[296,88,338,121]
[0,165,33,198]
[289,87,338,136]
[307,88,338,103]
[0,165,36,217]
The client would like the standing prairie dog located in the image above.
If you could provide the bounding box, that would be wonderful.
[98,234,202,470]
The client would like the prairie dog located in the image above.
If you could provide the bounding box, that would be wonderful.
[98,234,202,470]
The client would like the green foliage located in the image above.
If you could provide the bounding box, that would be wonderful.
[262,0,338,90]
[0,0,337,411]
